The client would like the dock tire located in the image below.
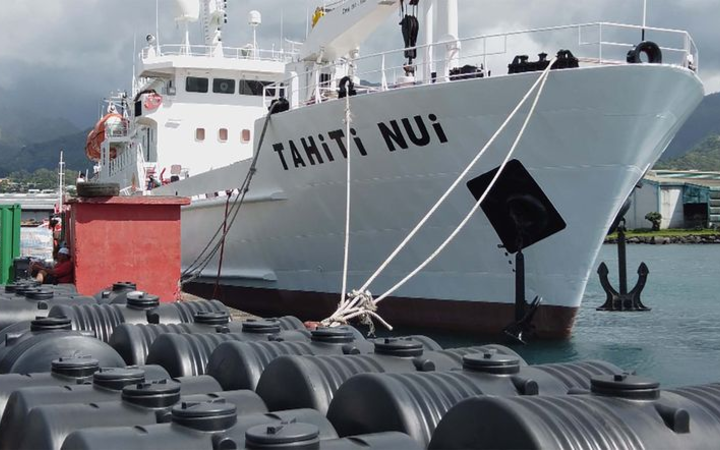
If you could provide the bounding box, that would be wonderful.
[626,41,663,64]
[77,182,120,198]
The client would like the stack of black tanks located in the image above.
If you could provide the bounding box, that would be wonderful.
[1,280,720,449]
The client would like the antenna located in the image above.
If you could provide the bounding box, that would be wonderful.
[155,0,160,51]
[58,151,65,213]
[280,8,284,54]
[248,10,262,52]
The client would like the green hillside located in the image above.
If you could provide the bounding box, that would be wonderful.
[655,135,720,171]
[663,92,720,160]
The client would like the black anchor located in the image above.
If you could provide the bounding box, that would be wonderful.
[597,219,651,312]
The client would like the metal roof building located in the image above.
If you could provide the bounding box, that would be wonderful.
[0,193,57,223]
[625,171,720,230]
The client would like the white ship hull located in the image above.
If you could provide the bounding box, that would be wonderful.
[156,64,703,337]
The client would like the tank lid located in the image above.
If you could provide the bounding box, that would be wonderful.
[93,367,146,390]
[51,356,100,378]
[25,289,55,301]
[242,319,282,334]
[16,286,40,296]
[245,422,321,449]
[311,326,355,344]
[194,311,230,325]
[112,282,137,291]
[171,400,238,431]
[591,373,660,400]
[4,284,18,293]
[374,338,424,357]
[126,291,160,309]
[30,316,72,332]
[463,351,521,375]
[122,380,182,408]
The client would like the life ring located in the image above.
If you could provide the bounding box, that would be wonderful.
[144,93,163,110]
[626,41,663,64]
[338,76,357,99]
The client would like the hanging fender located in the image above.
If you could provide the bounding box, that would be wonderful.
[626,41,663,64]
[338,76,357,99]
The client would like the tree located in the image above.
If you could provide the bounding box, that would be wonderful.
[645,212,662,231]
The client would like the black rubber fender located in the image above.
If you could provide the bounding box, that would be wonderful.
[626,41,663,64]
[338,76,357,99]
[76,182,120,198]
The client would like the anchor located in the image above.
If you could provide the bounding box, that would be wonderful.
[502,240,543,344]
[597,219,651,311]
[467,160,567,344]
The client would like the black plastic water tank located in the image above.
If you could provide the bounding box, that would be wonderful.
[48,294,162,342]
[48,297,227,343]
[428,374,720,450]
[272,315,306,331]
[0,289,96,331]
[245,424,422,450]
[94,282,137,304]
[146,298,230,324]
[326,352,571,447]
[0,356,99,419]
[371,334,443,351]
[145,320,311,377]
[109,311,240,365]
[438,343,527,365]
[61,404,338,450]
[0,367,219,449]
[670,383,720,420]
[0,317,125,374]
[16,383,269,450]
[531,359,622,389]
[206,326,374,391]
[255,337,462,414]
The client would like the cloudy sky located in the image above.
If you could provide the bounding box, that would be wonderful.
[0,0,718,129]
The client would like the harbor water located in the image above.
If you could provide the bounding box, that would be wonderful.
[396,244,720,388]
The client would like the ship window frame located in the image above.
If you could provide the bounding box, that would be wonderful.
[186,76,209,93]
[219,128,229,143]
[195,128,206,142]
[213,78,236,94]
[241,129,251,143]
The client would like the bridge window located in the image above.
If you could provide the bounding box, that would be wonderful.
[239,80,267,96]
[195,128,205,141]
[219,128,228,142]
[241,129,251,143]
[213,78,236,94]
[186,77,209,93]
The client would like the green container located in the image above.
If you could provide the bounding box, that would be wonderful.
[0,205,21,285]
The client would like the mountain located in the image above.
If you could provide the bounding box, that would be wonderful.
[0,90,89,176]
[662,92,720,160]
[3,128,92,175]
[655,135,720,171]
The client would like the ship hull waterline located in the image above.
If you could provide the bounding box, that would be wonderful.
[160,63,704,339]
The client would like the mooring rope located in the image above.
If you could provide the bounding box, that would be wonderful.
[322,58,557,331]
[339,93,353,309]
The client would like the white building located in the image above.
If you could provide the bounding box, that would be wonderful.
[625,171,720,230]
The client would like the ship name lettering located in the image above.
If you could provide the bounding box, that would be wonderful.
[377,114,448,152]
[272,129,368,171]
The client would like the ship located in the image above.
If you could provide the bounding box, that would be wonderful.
[88,0,705,338]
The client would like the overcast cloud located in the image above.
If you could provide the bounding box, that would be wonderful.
[0,0,718,128]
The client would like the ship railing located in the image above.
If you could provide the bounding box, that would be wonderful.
[264,21,698,110]
[142,44,297,63]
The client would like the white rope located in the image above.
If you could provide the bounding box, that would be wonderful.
[372,58,557,305]
[324,59,557,330]
[355,62,556,297]
[339,94,353,308]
